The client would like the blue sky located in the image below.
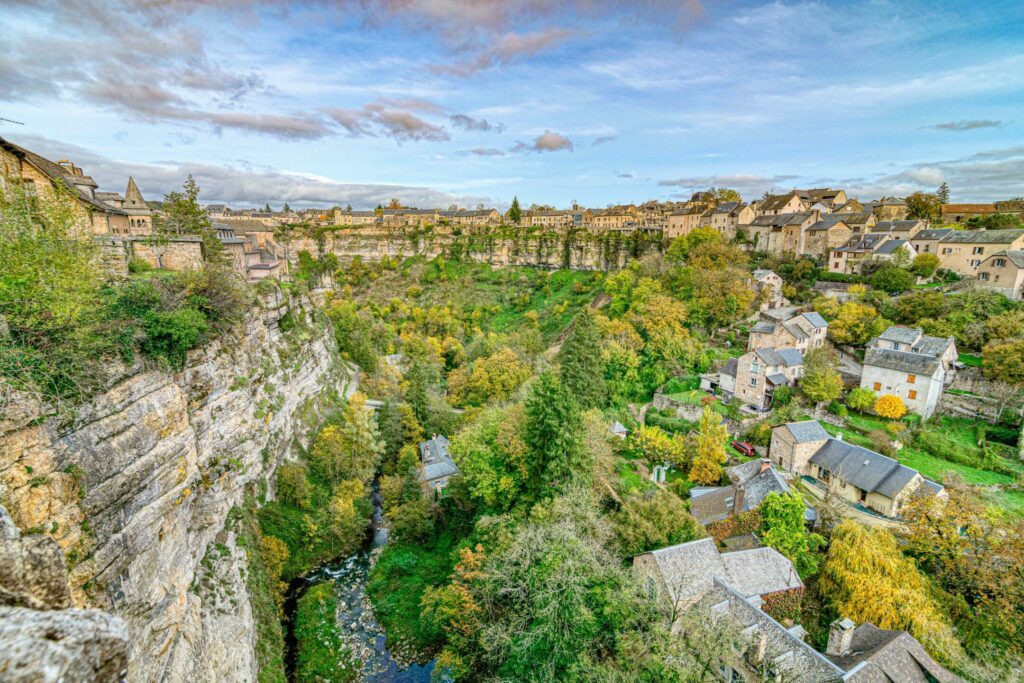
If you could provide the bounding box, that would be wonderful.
[2,0,1023,209]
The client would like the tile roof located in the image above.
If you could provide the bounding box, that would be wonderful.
[800,312,828,328]
[751,211,815,227]
[878,326,922,344]
[941,203,996,214]
[780,421,830,443]
[987,249,1024,268]
[874,239,910,255]
[913,228,955,240]
[828,623,961,683]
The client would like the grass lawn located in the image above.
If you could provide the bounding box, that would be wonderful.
[617,459,655,495]
[958,352,983,368]
[979,489,1024,520]
[664,390,742,419]
[893,447,1013,486]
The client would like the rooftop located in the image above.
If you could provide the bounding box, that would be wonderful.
[780,421,830,444]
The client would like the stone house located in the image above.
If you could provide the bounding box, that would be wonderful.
[665,206,707,239]
[871,219,926,239]
[751,269,785,309]
[872,238,917,264]
[800,188,848,211]
[940,203,997,223]
[975,250,1024,299]
[707,201,755,238]
[908,227,955,257]
[828,233,892,274]
[872,196,910,221]
[804,217,853,259]
[418,434,459,496]
[835,198,865,213]
[440,208,502,226]
[933,229,1024,276]
[526,209,578,229]
[94,177,153,234]
[747,211,818,255]
[732,347,804,410]
[1,136,132,235]
[333,209,380,226]
[590,206,640,230]
[824,618,961,682]
[861,326,957,419]
[690,459,793,527]
[756,191,808,216]
[747,310,828,352]
[769,421,943,517]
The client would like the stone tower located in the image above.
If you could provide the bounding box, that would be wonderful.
[124,176,146,209]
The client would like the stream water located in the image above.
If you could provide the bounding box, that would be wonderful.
[282,480,436,682]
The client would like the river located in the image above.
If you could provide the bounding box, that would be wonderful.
[282,479,436,682]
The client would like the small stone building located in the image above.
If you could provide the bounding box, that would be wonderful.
[418,435,459,496]
[860,326,957,419]
[975,250,1024,299]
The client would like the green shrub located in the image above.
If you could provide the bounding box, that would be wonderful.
[828,401,848,418]
[294,583,357,683]
[140,307,209,369]
[390,498,437,544]
[128,258,153,274]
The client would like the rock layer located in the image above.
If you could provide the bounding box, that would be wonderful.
[0,295,352,681]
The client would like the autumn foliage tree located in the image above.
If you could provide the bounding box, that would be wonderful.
[819,521,963,666]
[689,406,728,485]
[873,394,907,420]
[801,347,844,405]
[446,347,532,407]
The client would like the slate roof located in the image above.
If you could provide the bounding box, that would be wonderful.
[864,347,939,375]
[809,440,922,498]
[780,421,830,443]
[419,435,459,483]
[879,326,922,345]
[873,220,922,233]
[755,347,803,368]
[640,538,802,604]
[807,219,849,232]
[751,211,815,227]
[800,312,828,328]
[988,249,1024,268]
[874,239,910,256]
[913,228,955,241]
[758,192,804,212]
[720,357,738,378]
[940,229,1024,244]
[767,373,790,386]
[836,233,889,252]
[712,201,740,214]
[750,322,776,334]
[783,322,809,340]
[828,623,962,683]
[751,268,777,281]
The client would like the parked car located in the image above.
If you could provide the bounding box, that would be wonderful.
[731,441,756,457]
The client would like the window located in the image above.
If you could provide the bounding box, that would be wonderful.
[994,258,1006,267]
[891,342,902,350]
[860,489,868,502]
[923,245,930,252]
[970,259,981,267]
[749,378,758,387]
[973,246,984,255]
[909,389,918,400]
[979,272,990,281]
[834,262,839,269]
[942,247,952,254]
[873,382,882,391]
[907,374,916,384]
[751,363,761,374]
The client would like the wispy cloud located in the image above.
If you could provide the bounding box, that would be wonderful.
[658,173,798,196]
[931,119,1004,131]
[450,114,505,132]
[512,130,574,153]
[468,147,507,156]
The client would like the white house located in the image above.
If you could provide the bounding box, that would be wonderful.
[860,326,957,419]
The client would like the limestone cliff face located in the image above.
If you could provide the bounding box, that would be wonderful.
[0,294,352,682]
[282,225,663,271]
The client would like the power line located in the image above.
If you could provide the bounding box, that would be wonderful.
[0,115,25,126]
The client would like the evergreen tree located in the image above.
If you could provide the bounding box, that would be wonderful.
[558,310,606,409]
[283,202,291,212]
[523,372,588,498]
[937,182,950,205]
[508,196,522,224]
[264,202,272,212]
[155,175,224,264]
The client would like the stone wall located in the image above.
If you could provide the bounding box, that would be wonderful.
[0,293,353,681]
[287,225,663,271]
[96,235,206,275]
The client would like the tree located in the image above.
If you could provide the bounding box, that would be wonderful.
[966,213,1023,230]
[801,347,843,404]
[905,192,942,222]
[873,394,907,419]
[689,406,728,485]
[446,347,532,407]
[523,372,589,497]
[309,392,383,485]
[264,202,272,213]
[846,387,876,413]
[508,196,522,224]
[155,175,223,264]
[713,187,741,203]
[611,489,704,556]
[276,463,313,509]
[911,253,940,278]
[826,301,889,346]
[624,425,688,471]
[388,197,402,209]
[758,492,824,577]
[819,521,963,666]
[937,182,950,204]
[283,202,291,212]
[558,309,606,410]
[982,337,1024,384]
[871,265,914,294]
[449,405,529,512]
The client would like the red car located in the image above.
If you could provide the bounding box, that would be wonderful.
[731,441,756,457]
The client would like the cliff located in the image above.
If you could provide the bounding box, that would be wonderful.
[0,292,353,681]
[284,225,663,271]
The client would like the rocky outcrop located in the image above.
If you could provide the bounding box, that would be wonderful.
[0,294,352,681]
[0,504,129,682]
[282,225,663,271]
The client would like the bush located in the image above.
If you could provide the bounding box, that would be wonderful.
[874,394,907,420]
[846,387,876,413]
[140,307,209,369]
[828,401,848,418]
[276,463,312,509]
[128,257,153,274]
[390,498,436,544]
[743,421,773,448]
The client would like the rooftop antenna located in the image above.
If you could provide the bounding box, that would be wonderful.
[0,114,25,126]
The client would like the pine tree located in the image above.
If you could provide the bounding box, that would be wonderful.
[558,310,606,410]
[523,372,588,498]
[264,202,272,213]
[508,196,522,224]
[937,182,950,205]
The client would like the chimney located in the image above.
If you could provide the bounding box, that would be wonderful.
[759,458,771,473]
[826,618,856,657]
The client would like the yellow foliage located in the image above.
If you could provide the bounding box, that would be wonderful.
[873,394,907,420]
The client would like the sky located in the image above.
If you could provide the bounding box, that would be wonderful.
[2,0,1024,210]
